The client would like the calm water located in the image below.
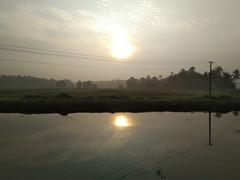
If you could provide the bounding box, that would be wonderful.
[0,112,239,180]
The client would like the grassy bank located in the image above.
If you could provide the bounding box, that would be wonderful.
[0,88,240,100]
[0,88,240,114]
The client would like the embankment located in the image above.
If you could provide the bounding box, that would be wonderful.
[0,98,240,114]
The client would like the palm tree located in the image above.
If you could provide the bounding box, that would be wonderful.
[232,69,240,81]
[214,66,224,76]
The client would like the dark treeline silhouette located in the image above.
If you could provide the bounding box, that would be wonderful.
[127,66,240,90]
[94,80,126,89]
[0,75,124,89]
[0,75,97,89]
[55,80,74,89]
[76,81,97,89]
[1,66,239,90]
[0,75,57,89]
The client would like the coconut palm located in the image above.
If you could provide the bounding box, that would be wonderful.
[232,69,240,81]
[214,66,224,76]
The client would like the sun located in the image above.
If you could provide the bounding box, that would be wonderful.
[107,24,135,59]
[111,40,135,59]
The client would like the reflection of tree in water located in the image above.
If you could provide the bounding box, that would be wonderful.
[156,169,167,179]
[214,112,222,118]
[214,112,240,143]
[232,112,240,133]
[232,111,239,117]
[213,111,239,120]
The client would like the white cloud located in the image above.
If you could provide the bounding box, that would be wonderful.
[0,4,106,51]
[0,1,212,41]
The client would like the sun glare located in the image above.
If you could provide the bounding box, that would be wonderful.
[114,115,130,128]
[111,40,134,59]
[107,24,135,59]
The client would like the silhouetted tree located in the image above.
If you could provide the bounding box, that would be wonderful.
[55,80,74,89]
[55,80,67,89]
[232,69,240,81]
[0,75,57,89]
[214,66,224,76]
[80,81,97,89]
[126,66,236,90]
[223,72,231,79]
[126,77,138,88]
[180,68,186,73]
[188,66,196,72]
[76,81,82,89]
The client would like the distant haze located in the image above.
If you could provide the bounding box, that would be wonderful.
[0,0,240,81]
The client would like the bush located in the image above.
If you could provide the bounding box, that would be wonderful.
[218,95,232,99]
[55,93,72,99]
[201,95,218,99]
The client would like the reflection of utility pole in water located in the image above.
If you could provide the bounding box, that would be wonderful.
[209,112,212,146]
[208,61,214,96]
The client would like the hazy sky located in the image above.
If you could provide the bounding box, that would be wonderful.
[0,0,240,81]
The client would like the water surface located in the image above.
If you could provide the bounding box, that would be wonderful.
[0,112,239,180]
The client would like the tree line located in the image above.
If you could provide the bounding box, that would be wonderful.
[0,66,239,90]
[0,75,97,89]
[126,66,240,90]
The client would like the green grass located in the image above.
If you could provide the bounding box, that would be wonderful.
[0,88,239,100]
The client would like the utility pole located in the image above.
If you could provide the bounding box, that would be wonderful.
[209,112,212,146]
[208,61,214,96]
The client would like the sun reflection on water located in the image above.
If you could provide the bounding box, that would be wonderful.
[114,115,131,128]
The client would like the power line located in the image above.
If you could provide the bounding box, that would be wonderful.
[0,44,105,59]
[0,58,171,71]
[0,43,207,66]
[0,44,164,65]
[0,46,117,63]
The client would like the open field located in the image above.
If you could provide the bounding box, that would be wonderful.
[0,88,240,114]
[0,88,240,100]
